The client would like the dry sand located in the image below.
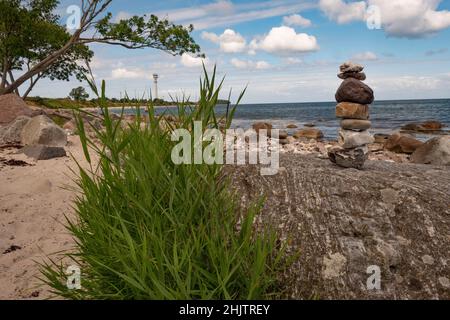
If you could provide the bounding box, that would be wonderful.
[0,136,89,299]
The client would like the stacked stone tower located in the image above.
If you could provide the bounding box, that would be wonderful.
[328,62,375,169]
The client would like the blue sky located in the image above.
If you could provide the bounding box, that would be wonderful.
[32,0,450,103]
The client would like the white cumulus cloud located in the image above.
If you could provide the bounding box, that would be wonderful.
[250,26,319,54]
[282,14,312,27]
[319,0,367,24]
[351,51,378,61]
[319,0,450,38]
[369,0,450,38]
[180,53,209,68]
[201,29,247,53]
[230,58,271,70]
[111,68,148,79]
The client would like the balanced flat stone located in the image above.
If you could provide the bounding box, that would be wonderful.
[340,119,371,131]
[338,129,374,149]
[338,72,366,81]
[279,130,288,139]
[336,102,369,120]
[335,78,374,105]
[339,62,363,74]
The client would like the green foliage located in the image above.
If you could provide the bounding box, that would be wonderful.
[26,96,95,109]
[69,86,89,101]
[94,13,201,55]
[1,0,201,96]
[40,67,288,300]
[0,0,93,84]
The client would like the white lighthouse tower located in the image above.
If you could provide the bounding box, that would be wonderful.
[152,73,159,100]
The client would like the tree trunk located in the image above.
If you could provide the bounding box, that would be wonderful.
[21,74,42,99]
[1,29,83,96]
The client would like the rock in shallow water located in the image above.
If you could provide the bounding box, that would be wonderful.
[401,120,445,132]
[293,128,324,140]
[374,133,390,144]
[336,102,369,120]
[338,129,374,149]
[328,145,369,169]
[384,133,423,154]
[252,122,272,137]
[335,78,374,105]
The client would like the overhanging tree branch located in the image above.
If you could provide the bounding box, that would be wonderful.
[0,0,201,97]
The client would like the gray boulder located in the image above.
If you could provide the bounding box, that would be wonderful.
[19,145,67,160]
[411,136,450,165]
[0,116,31,145]
[21,115,67,147]
[227,154,450,299]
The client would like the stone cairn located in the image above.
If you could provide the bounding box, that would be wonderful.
[328,62,375,169]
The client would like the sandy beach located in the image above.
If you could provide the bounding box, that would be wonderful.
[0,136,89,299]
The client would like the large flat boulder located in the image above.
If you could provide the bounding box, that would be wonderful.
[0,94,33,125]
[227,154,450,299]
[21,115,67,147]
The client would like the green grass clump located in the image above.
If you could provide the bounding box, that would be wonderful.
[40,66,287,300]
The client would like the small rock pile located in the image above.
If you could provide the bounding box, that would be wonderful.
[328,62,375,169]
